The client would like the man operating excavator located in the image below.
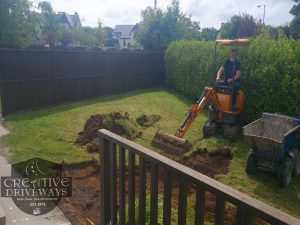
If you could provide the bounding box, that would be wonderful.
[152,39,249,154]
[216,49,241,110]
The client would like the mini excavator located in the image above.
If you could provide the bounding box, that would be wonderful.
[152,39,250,154]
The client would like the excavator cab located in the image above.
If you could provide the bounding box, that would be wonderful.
[213,81,244,113]
[152,39,250,154]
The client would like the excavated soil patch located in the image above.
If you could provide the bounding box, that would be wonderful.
[75,112,142,152]
[59,148,232,224]
[59,150,266,225]
[179,147,233,178]
[59,160,100,225]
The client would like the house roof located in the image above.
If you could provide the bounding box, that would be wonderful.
[113,25,138,39]
[59,12,81,29]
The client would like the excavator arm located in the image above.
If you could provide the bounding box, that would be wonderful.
[175,87,221,138]
[152,86,222,154]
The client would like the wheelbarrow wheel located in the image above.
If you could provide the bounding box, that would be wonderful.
[245,149,257,174]
[278,156,293,187]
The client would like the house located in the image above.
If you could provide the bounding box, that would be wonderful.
[59,12,82,30]
[113,24,142,49]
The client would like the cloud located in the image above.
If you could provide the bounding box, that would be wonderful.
[184,0,294,28]
[31,0,295,28]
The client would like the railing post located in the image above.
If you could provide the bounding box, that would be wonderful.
[215,195,225,225]
[110,143,117,225]
[138,157,147,225]
[119,147,126,225]
[195,185,205,225]
[100,135,111,225]
[178,177,188,225]
[150,163,158,225]
[163,169,172,225]
[128,151,136,225]
[236,207,255,225]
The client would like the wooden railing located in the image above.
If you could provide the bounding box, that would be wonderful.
[99,129,300,225]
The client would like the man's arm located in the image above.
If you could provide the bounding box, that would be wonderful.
[233,70,241,81]
[232,61,241,81]
[227,70,240,83]
[216,67,225,81]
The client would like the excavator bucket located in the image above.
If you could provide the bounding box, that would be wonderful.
[151,90,207,154]
[151,130,192,154]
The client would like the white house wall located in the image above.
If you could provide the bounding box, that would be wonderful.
[113,29,142,49]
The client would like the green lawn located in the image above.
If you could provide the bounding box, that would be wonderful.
[1,88,300,219]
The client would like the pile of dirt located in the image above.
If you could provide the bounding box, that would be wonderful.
[136,114,160,127]
[75,112,142,152]
[179,147,232,178]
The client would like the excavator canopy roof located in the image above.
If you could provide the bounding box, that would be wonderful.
[216,39,250,46]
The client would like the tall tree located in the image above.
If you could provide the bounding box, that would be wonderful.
[260,25,278,39]
[74,27,96,46]
[61,29,73,47]
[136,7,165,50]
[220,13,258,39]
[0,0,38,46]
[94,19,105,46]
[290,0,300,38]
[200,27,219,41]
[38,1,60,46]
[277,25,291,39]
[103,27,115,47]
[136,0,200,50]
[72,21,105,47]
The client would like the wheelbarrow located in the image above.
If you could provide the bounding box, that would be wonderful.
[243,113,300,187]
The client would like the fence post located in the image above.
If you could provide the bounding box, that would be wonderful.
[51,50,58,105]
[100,135,111,225]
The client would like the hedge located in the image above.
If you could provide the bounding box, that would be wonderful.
[165,37,300,123]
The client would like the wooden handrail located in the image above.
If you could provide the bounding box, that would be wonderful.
[99,129,300,225]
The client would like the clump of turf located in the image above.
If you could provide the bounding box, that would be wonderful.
[75,112,142,152]
[136,114,160,128]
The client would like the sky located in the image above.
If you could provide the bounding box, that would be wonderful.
[31,0,295,29]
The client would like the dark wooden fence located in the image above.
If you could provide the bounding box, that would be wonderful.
[0,48,165,115]
[99,129,300,225]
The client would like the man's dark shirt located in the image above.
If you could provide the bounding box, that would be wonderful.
[222,59,241,82]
